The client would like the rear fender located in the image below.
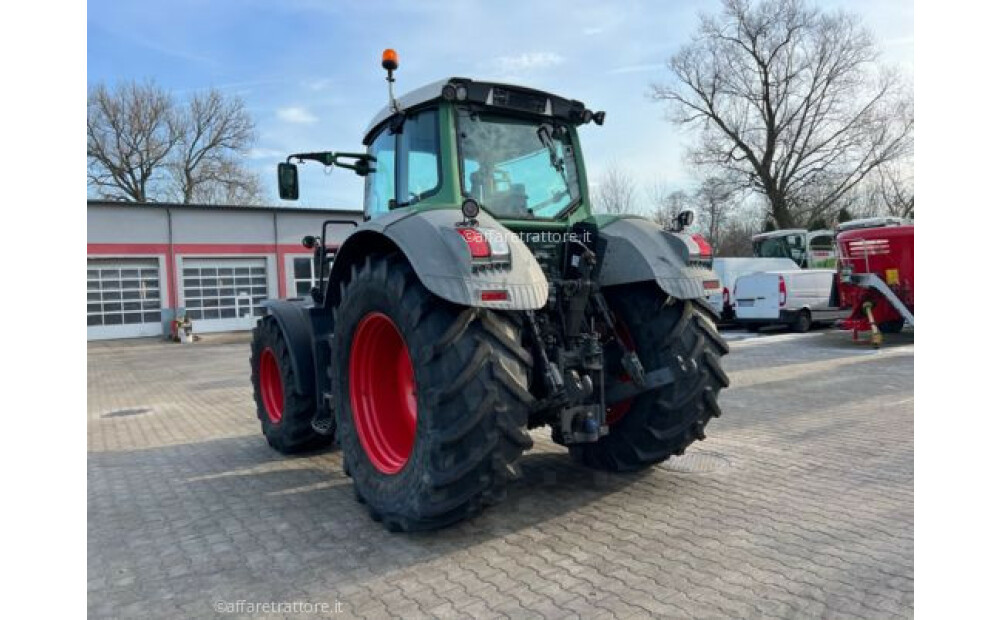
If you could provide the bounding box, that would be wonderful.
[326,209,548,310]
[598,217,715,300]
[259,299,332,404]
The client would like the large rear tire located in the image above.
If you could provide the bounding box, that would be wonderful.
[332,254,534,532]
[250,316,334,454]
[576,285,730,471]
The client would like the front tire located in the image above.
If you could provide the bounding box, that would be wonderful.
[577,286,730,472]
[250,316,334,454]
[333,254,534,531]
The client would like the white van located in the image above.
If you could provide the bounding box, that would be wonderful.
[734,269,845,332]
[707,258,801,321]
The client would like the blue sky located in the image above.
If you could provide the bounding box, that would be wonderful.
[87,0,913,210]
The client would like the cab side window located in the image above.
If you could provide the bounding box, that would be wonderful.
[399,109,440,204]
[364,128,396,218]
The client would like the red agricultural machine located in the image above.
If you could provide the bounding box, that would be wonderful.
[834,218,914,347]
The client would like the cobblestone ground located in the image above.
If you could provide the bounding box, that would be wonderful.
[88,327,914,619]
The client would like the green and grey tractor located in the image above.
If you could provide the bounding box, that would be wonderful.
[250,50,729,531]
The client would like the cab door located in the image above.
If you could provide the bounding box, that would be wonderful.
[363,108,442,220]
[363,125,397,219]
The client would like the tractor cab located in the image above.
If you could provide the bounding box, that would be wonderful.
[279,53,605,229]
[358,76,603,226]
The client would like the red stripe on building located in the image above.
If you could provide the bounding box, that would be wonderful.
[87,242,340,303]
[87,242,313,254]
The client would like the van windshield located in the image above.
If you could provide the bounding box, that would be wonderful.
[457,110,580,219]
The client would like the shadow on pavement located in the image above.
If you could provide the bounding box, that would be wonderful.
[88,433,656,582]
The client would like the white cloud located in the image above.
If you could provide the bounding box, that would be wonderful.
[276,106,318,124]
[495,52,565,74]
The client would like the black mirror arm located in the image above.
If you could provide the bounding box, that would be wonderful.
[333,152,377,176]
[287,151,335,166]
[287,151,375,176]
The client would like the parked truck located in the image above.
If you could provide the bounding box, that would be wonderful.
[248,51,730,531]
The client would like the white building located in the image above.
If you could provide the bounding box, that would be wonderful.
[87,200,362,340]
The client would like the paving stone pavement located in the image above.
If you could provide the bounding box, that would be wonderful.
[88,328,914,619]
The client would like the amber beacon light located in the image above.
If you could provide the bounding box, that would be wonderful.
[381,48,399,72]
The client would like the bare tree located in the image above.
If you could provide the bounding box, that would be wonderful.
[653,0,913,228]
[694,176,738,246]
[713,206,763,256]
[829,158,913,221]
[171,89,261,204]
[87,81,179,202]
[186,160,266,205]
[873,160,914,218]
[88,80,263,205]
[648,183,690,226]
[594,164,639,214]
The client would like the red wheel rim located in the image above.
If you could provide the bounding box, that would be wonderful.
[260,347,284,424]
[349,312,417,475]
[606,315,636,426]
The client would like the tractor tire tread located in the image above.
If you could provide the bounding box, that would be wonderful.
[576,285,729,472]
[250,316,334,454]
[332,253,533,532]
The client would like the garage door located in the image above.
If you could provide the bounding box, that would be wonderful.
[181,258,268,333]
[87,258,163,340]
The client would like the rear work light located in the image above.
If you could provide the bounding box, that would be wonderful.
[456,227,491,258]
[703,279,720,290]
[455,226,511,264]
[778,276,787,307]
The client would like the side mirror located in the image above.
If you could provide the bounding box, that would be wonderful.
[674,209,696,231]
[277,162,299,200]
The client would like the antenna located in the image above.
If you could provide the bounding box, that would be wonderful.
[382,49,400,113]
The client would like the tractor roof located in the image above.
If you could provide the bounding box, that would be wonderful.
[363,77,594,144]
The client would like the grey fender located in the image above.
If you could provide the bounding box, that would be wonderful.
[260,299,332,401]
[598,216,715,300]
[327,208,548,310]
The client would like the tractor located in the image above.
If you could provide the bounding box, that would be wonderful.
[250,50,729,531]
